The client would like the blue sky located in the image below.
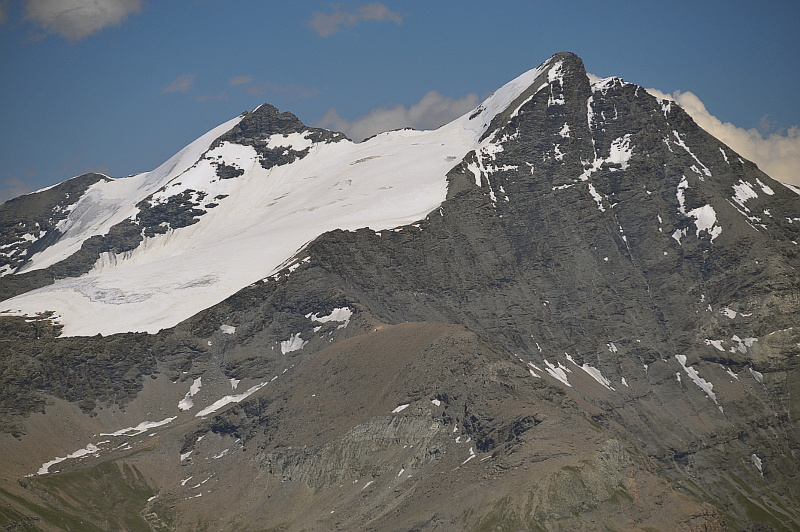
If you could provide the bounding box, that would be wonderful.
[1,1,799,202]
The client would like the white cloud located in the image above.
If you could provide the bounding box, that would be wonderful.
[228,75,254,87]
[162,74,196,94]
[308,2,402,37]
[647,88,800,187]
[24,0,143,41]
[316,90,479,142]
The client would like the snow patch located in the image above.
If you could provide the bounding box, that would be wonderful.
[676,176,722,241]
[178,377,203,411]
[675,355,719,407]
[732,180,759,207]
[461,447,477,465]
[308,307,352,329]
[578,135,633,182]
[195,381,269,417]
[755,178,774,195]
[100,416,177,437]
[265,132,314,151]
[671,131,711,178]
[688,204,722,241]
[705,339,726,352]
[751,453,763,474]
[588,183,606,212]
[672,228,687,244]
[543,358,572,387]
[731,335,758,354]
[566,354,615,391]
[280,333,307,354]
[607,135,633,169]
[37,443,103,475]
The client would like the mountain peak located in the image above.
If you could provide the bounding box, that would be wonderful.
[1,52,799,531]
[469,52,588,142]
[220,103,307,143]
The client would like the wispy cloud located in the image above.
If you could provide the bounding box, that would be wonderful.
[23,0,143,41]
[162,74,196,94]
[647,88,800,187]
[230,76,318,101]
[308,2,402,37]
[316,90,479,142]
[195,92,228,103]
[0,1,9,24]
[228,75,254,87]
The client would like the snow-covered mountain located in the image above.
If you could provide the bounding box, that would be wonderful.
[0,60,557,337]
[1,52,799,531]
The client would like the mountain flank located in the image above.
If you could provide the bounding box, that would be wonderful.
[0,52,798,531]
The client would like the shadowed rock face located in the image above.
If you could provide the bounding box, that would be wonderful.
[1,52,798,531]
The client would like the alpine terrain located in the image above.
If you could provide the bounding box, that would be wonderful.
[1,52,798,531]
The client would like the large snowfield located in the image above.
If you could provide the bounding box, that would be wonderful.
[1,63,551,336]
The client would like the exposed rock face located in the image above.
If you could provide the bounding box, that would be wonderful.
[0,52,798,531]
[0,173,111,295]
[214,103,348,170]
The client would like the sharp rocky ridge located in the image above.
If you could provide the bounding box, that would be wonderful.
[1,52,799,531]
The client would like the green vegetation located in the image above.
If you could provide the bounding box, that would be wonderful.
[20,459,156,532]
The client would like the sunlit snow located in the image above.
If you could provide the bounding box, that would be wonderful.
[178,377,202,411]
[732,180,759,207]
[280,333,307,354]
[675,354,720,410]
[671,131,711,178]
[1,58,564,337]
[705,339,726,352]
[566,353,614,391]
[18,117,244,275]
[37,442,103,475]
[461,447,477,465]
[100,416,177,437]
[308,307,352,329]
[543,358,572,387]
[195,381,268,417]
[676,176,722,242]
[752,453,763,474]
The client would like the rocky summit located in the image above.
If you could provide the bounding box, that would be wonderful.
[0,52,798,531]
